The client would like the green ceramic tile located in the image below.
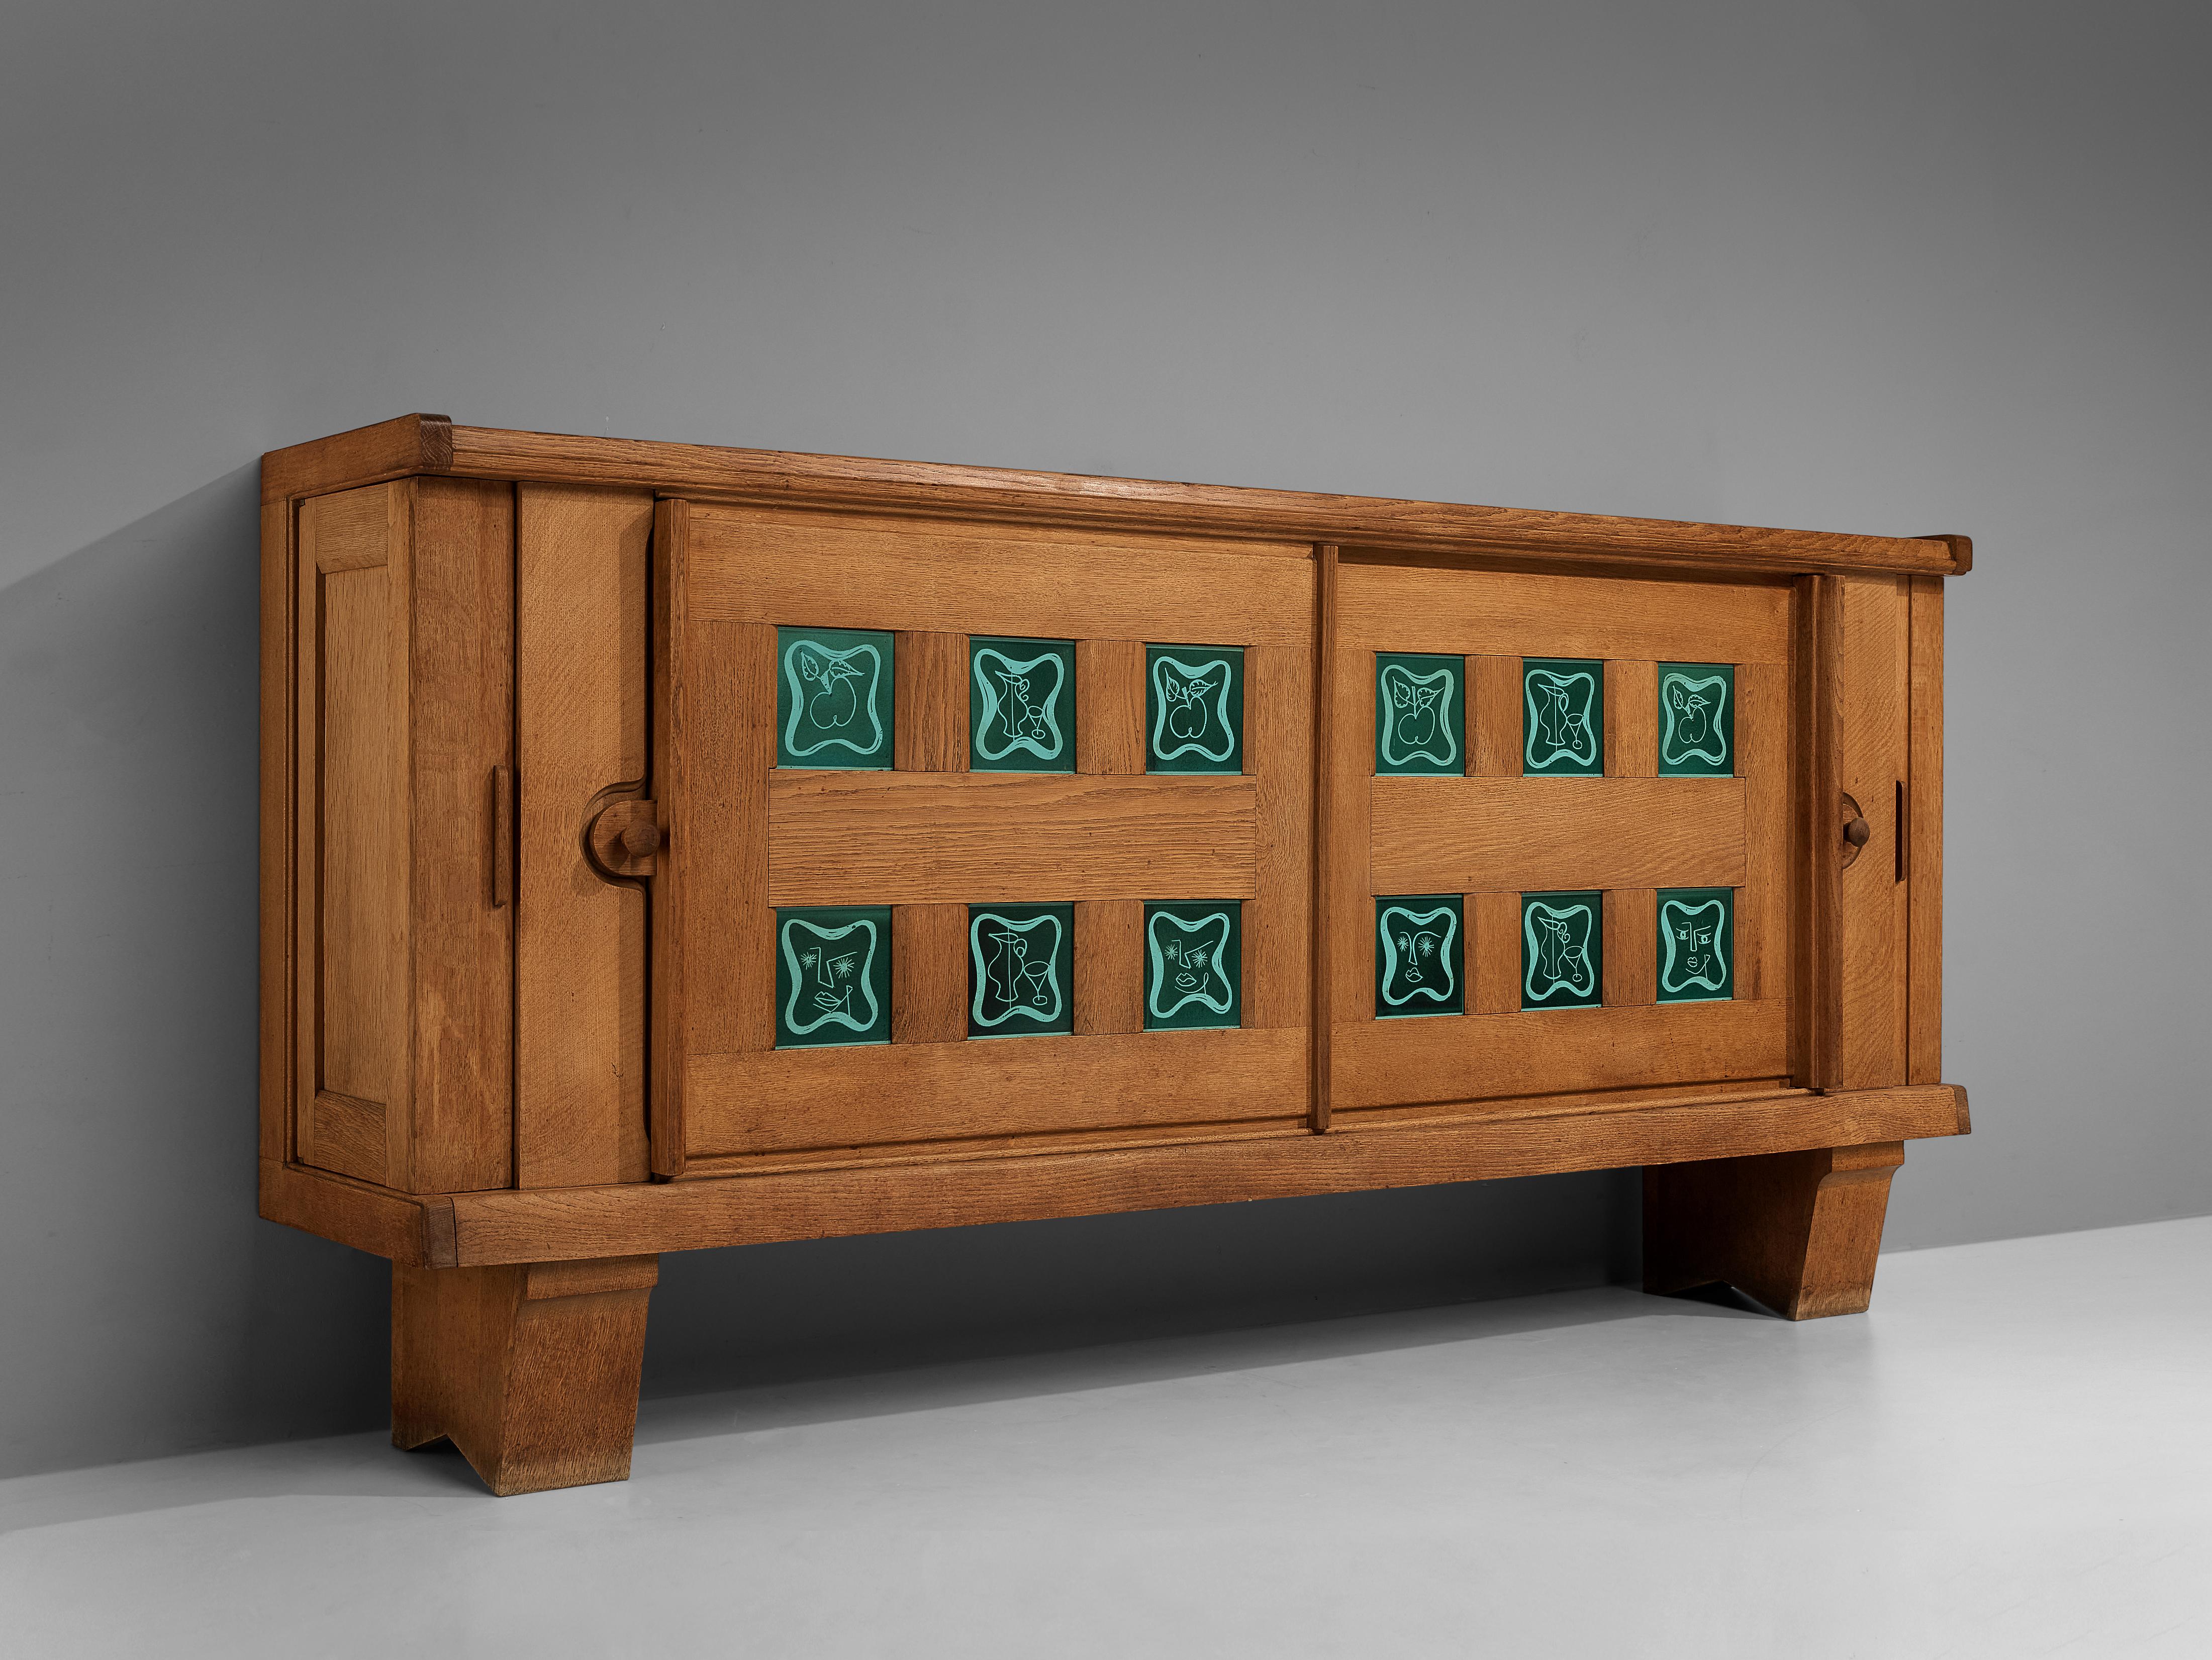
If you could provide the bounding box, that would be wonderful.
[1146,644,1244,774]
[1522,658,1604,776]
[1658,887,1734,1003]
[1522,890,1603,1009]
[1376,894,1464,1018]
[968,903,1075,1037]
[1659,663,1735,776]
[971,636,1076,772]
[1143,902,1242,1031]
[774,905,892,1048]
[776,626,894,769]
[1374,653,1467,776]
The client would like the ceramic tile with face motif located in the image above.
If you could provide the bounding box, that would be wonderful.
[776,626,895,769]
[1375,894,1464,1018]
[967,903,1075,1038]
[1374,653,1466,776]
[970,636,1077,772]
[1522,659,1604,776]
[774,905,893,1047]
[1658,663,1735,776]
[1145,644,1244,774]
[1143,902,1242,1031]
[1522,890,1603,1009]
[1657,887,1734,1002]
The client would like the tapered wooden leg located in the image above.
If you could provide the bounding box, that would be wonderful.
[392,1254,658,1495]
[1643,1142,1902,1319]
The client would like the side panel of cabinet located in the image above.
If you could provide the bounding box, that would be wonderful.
[291,478,515,1193]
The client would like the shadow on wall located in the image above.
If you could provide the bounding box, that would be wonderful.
[0,469,1639,1480]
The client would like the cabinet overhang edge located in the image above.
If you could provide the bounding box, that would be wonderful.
[257,418,1971,577]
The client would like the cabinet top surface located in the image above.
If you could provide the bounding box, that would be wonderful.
[262,413,1972,578]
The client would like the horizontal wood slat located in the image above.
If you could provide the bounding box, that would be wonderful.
[437,1084,1968,1264]
[1370,776,1747,893]
[687,1027,1306,1156]
[1333,998,1786,1109]
[1338,563,1792,663]
[690,505,1313,644]
[765,772,1261,904]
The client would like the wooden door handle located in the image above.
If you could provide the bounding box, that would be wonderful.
[1843,816,1871,848]
[586,797,661,881]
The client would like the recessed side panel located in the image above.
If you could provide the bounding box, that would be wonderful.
[296,483,409,1185]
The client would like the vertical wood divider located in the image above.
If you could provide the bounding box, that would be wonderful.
[1077,639,1145,774]
[1906,576,1945,1084]
[1310,544,1339,1132]
[892,902,969,1043]
[1472,656,1523,777]
[1074,899,1144,1035]
[1793,574,1844,1091]
[1470,890,1521,1015]
[895,631,969,771]
[649,498,690,1176]
[1605,661,1658,777]
[1603,888,1658,1006]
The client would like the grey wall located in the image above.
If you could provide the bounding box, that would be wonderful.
[2,0,2205,1479]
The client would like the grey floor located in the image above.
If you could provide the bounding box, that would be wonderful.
[3,1217,2207,1659]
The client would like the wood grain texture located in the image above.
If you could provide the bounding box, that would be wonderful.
[895,630,969,771]
[1645,1141,1903,1319]
[1333,997,1786,1109]
[647,501,695,1175]
[517,487,654,1186]
[1370,775,1746,893]
[296,483,408,1186]
[1469,889,1521,1016]
[1077,638,1145,774]
[405,478,515,1193]
[892,903,968,1044]
[686,1027,1307,1156]
[1907,578,1945,1085]
[1470,655,1522,777]
[437,424,1963,576]
[262,413,452,504]
[1325,653,1375,1028]
[1605,660,1657,777]
[1310,544,1339,1130]
[765,772,1261,904]
[1338,562,1791,663]
[1074,899,1143,1035]
[1604,888,1657,1006]
[689,505,1313,644]
[392,1255,656,1495]
[1794,576,1843,1088]
[440,1085,1965,1264]
[1245,640,1313,1031]
[1838,577,1907,1090]
[1738,662,1789,1002]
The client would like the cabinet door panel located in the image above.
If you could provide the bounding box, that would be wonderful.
[653,502,1316,1174]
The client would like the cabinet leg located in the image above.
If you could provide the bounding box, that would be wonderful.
[392,1255,658,1495]
[1643,1142,1903,1320]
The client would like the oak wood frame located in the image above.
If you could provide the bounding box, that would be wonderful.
[260,417,1969,1490]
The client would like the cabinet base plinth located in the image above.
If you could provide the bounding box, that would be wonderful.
[392,1255,658,1495]
[1643,1142,1902,1320]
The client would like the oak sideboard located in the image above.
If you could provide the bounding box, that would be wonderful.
[259,415,1971,1494]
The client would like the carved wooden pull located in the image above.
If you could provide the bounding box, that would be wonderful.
[586,797,662,881]
[1839,792,1868,869]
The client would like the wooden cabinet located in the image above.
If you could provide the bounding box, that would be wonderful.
[260,415,1970,1494]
